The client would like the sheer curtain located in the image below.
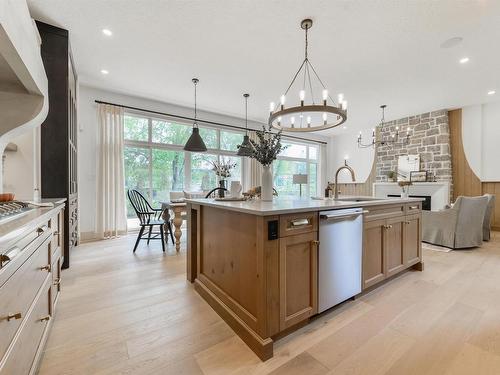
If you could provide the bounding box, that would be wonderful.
[96,104,127,239]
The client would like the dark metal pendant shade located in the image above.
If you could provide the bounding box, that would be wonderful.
[183,127,207,152]
[184,77,207,152]
[237,134,253,156]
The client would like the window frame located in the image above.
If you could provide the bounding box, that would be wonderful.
[123,111,246,201]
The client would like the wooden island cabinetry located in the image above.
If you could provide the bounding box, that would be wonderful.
[0,203,65,374]
[187,198,423,360]
[362,202,423,290]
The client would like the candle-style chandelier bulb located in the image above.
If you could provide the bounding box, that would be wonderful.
[322,89,328,104]
[299,90,305,104]
[280,95,286,105]
[322,112,327,124]
[338,93,344,103]
[269,102,275,112]
[291,116,295,127]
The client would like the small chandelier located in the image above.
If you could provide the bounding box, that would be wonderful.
[357,105,410,148]
[184,78,207,152]
[268,19,347,133]
[237,93,254,157]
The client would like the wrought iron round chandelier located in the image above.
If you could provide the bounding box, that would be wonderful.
[268,19,347,133]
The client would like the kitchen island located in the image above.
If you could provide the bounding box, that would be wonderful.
[185,196,423,360]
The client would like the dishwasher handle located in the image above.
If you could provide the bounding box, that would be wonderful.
[320,210,369,221]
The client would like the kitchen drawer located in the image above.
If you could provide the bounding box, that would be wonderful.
[51,248,62,310]
[0,278,51,375]
[405,202,422,215]
[0,236,51,359]
[363,204,405,222]
[50,210,63,257]
[279,212,318,237]
[0,221,51,273]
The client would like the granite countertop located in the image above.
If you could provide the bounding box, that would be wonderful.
[185,196,424,216]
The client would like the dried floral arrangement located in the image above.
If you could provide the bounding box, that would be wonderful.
[248,126,288,167]
[397,180,413,187]
[210,159,237,178]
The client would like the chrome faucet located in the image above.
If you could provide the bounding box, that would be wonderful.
[334,160,356,199]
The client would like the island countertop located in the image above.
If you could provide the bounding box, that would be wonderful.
[185,195,424,216]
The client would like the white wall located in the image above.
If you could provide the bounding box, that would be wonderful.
[462,101,500,181]
[79,85,330,235]
[327,132,375,184]
[2,128,36,198]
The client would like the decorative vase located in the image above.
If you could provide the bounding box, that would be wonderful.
[261,164,273,202]
[218,179,226,198]
[400,187,409,199]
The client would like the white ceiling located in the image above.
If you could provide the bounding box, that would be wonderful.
[28,0,500,136]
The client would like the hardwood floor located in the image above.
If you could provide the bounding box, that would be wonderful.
[39,232,500,374]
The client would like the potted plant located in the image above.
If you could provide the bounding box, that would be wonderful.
[248,126,287,201]
[387,170,396,182]
[210,159,237,197]
[398,180,412,198]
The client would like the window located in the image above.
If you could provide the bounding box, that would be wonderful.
[273,141,320,197]
[123,113,245,219]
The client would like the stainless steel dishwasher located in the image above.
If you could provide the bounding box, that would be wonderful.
[318,207,364,313]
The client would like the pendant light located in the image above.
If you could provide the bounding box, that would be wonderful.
[268,19,347,132]
[184,78,207,152]
[237,93,254,157]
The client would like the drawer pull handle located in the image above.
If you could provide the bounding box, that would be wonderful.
[409,206,419,210]
[54,278,61,286]
[290,218,310,227]
[311,240,320,245]
[40,264,51,272]
[37,225,48,235]
[1,312,22,322]
[39,316,50,322]
[54,231,61,237]
[405,221,411,224]
[384,224,393,229]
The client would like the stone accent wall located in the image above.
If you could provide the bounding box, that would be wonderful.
[376,109,452,184]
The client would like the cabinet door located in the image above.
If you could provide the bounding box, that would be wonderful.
[362,219,386,289]
[279,232,318,331]
[404,214,422,266]
[385,216,406,277]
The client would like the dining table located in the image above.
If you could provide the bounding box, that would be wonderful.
[161,201,187,252]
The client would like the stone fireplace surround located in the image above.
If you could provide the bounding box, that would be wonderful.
[375,109,452,186]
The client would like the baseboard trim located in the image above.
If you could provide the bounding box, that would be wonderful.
[194,279,273,361]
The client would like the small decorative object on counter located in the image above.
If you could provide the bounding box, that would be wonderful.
[210,159,237,198]
[410,170,428,182]
[324,182,334,198]
[398,180,413,198]
[387,171,397,182]
[248,126,287,201]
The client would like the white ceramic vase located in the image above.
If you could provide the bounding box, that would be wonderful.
[261,164,273,201]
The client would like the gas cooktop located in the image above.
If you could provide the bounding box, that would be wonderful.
[0,201,34,224]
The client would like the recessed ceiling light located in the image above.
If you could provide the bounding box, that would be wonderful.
[440,37,463,49]
[459,57,469,64]
[488,90,496,95]
[102,29,112,36]
[100,69,109,75]
[343,126,347,129]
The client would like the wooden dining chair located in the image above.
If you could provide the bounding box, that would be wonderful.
[127,190,173,252]
[205,187,228,198]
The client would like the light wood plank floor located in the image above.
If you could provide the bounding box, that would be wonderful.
[39,232,500,375]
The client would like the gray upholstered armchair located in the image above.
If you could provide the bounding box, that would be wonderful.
[423,196,488,249]
[483,194,496,241]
